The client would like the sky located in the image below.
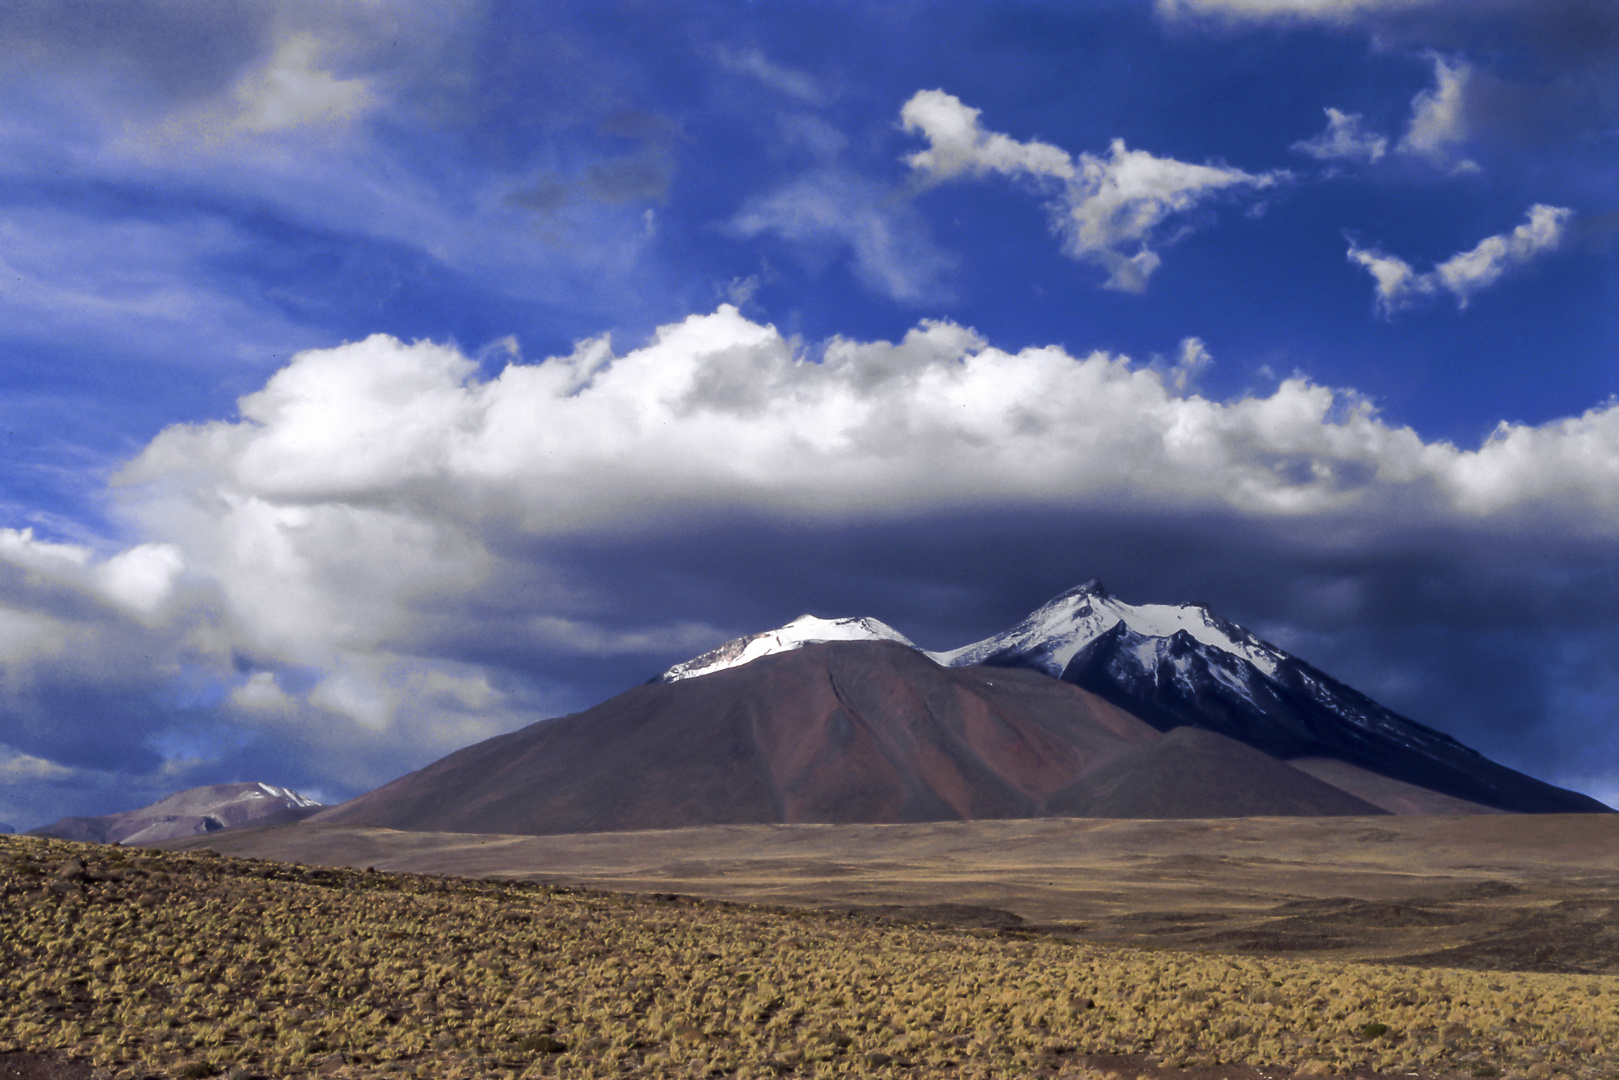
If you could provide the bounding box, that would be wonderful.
[2,0,1617,829]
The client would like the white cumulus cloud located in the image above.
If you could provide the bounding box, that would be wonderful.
[120,305,1619,561]
[901,89,1286,291]
[1348,203,1573,314]
[901,90,1075,182]
[96,543,185,619]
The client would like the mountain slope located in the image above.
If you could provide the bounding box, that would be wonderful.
[1053,617,1604,814]
[317,640,1166,835]
[1284,758,1504,815]
[1046,726,1385,818]
[30,783,323,844]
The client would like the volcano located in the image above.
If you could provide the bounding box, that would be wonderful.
[316,638,1387,835]
[315,579,1605,836]
[655,580,1606,816]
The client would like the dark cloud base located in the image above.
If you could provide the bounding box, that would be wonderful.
[508,505,1619,792]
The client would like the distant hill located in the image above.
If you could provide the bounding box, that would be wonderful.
[31,783,322,844]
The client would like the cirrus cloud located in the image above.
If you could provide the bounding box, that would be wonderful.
[729,168,959,303]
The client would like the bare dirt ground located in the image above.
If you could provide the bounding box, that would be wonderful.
[167,814,1619,975]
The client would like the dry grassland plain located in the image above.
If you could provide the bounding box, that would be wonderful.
[3,832,1619,1080]
[176,817,1619,974]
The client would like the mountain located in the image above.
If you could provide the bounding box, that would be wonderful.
[30,783,323,844]
[320,638,1391,834]
[935,578,1288,675]
[0,822,14,835]
[310,579,1603,836]
[656,580,1607,816]
[319,641,1164,833]
[961,581,1605,814]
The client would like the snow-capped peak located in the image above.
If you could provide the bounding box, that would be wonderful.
[659,614,918,682]
[251,782,322,808]
[657,581,1290,684]
[936,580,1286,678]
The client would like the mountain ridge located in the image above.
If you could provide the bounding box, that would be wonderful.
[315,639,1394,835]
[655,579,1608,815]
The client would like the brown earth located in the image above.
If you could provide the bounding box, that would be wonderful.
[1047,727,1382,817]
[0,1053,93,1080]
[169,812,1619,975]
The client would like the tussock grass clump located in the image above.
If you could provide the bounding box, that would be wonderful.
[1,833,1616,1079]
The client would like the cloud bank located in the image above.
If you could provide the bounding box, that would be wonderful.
[120,306,1619,538]
[901,90,1286,291]
[5,305,1619,824]
[1349,203,1572,313]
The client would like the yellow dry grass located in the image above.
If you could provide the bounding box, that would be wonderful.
[3,833,1616,1080]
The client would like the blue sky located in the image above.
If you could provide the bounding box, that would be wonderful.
[2,0,1617,828]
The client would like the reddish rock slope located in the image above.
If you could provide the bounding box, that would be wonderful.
[316,640,1162,835]
[316,641,1392,835]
